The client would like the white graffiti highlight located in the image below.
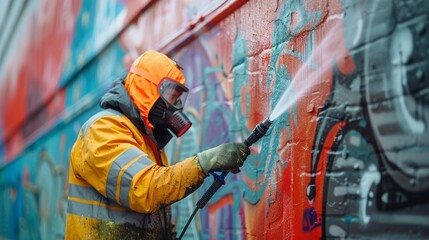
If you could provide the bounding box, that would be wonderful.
[359,164,381,225]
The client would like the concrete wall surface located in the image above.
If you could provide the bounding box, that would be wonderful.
[0,0,428,239]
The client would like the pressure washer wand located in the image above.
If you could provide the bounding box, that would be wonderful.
[243,118,273,147]
[178,118,273,239]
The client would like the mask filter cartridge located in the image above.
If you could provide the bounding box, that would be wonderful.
[166,110,192,137]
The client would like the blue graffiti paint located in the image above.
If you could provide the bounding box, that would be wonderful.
[230,32,250,139]
[60,1,125,87]
[224,25,291,206]
[302,206,321,232]
[201,65,230,148]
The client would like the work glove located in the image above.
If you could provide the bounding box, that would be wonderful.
[197,143,250,175]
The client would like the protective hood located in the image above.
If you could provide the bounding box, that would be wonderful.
[100,76,151,135]
[124,50,185,129]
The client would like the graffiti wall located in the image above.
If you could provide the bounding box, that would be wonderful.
[0,0,428,239]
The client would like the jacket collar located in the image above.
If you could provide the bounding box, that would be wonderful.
[99,77,172,150]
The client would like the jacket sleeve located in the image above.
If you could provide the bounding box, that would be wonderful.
[74,115,206,213]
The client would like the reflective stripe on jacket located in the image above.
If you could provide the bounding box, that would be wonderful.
[65,109,205,239]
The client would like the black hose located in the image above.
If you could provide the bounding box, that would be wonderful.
[178,207,198,240]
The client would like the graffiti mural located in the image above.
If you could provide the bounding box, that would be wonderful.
[0,0,428,239]
[319,0,429,238]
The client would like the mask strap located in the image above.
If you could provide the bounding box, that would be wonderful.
[129,66,158,84]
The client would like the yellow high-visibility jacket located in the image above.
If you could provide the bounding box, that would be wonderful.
[66,51,205,239]
[65,108,205,239]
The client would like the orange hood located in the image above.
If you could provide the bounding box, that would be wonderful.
[125,50,185,128]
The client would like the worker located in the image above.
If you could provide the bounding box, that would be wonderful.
[65,50,250,239]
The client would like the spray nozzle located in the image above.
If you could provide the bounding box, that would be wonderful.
[244,118,273,147]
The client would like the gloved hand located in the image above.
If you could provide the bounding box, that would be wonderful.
[197,143,250,175]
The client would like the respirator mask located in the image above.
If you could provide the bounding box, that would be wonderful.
[148,78,192,137]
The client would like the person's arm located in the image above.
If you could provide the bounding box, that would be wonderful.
[74,115,205,213]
